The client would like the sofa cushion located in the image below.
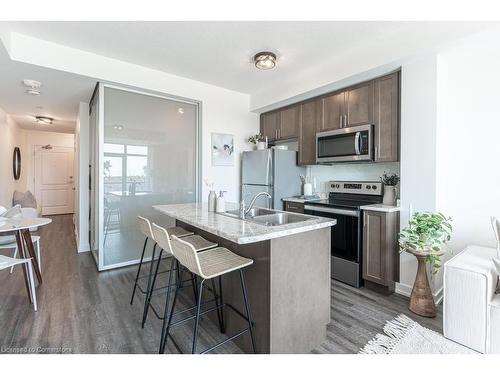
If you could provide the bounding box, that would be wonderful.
[13,190,37,209]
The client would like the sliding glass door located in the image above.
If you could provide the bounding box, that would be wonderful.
[92,84,199,270]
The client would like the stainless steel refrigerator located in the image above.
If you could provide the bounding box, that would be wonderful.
[241,149,306,209]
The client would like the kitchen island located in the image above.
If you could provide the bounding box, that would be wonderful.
[153,202,336,354]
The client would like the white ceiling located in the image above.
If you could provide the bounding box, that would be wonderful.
[0,44,96,133]
[3,21,494,96]
[0,21,496,133]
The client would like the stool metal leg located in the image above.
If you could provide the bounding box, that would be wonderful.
[159,258,176,354]
[130,237,148,305]
[218,275,226,333]
[143,248,164,327]
[239,269,256,353]
[163,267,185,352]
[191,273,199,303]
[192,278,205,354]
[211,278,224,333]
[141,243,157,328]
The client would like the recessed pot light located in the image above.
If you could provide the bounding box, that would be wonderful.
[254,51,277,70]
[177,107,184,114]
[35,116,53,125]
[113,124,123,131]
[23,79,42,95]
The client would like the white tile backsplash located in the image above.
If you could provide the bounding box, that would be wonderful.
[306,162,400,194]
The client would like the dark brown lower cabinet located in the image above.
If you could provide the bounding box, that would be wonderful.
[362,209,400,293]
[284,201,304,213]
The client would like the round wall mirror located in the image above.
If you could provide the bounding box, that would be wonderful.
[13,147,21,180]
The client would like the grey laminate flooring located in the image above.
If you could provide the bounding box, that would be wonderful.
[0,215,442,354]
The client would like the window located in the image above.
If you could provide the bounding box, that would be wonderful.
[103,143,150,194]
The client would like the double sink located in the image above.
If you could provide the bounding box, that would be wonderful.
[220,207,313,227]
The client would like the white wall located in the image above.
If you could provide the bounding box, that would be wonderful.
[397,55,440,297]
[6,34,259,203]
[0,106,27,207]
[74,103,90,252]
[436,28,500,253]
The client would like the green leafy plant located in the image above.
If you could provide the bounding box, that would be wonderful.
[381,171,400,186]
[399,212,453,274]
[247,133,265,144]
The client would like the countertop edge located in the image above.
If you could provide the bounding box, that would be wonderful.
[360,204,401,213]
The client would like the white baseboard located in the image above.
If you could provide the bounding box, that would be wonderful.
[74,226,90,253]
[396,282,443,305]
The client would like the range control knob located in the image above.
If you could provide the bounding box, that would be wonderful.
[372,185,377,190]
[366,185,371,189]
[336,184,340,188]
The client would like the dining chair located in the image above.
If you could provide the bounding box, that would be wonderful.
[0,255,38,311]
[0,235,42,273]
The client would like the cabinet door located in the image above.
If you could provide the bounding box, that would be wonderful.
[298,99,322,165]
[363,210,387,285]
[280,105,299,139]
[321,92,344,131]
[285,201,304,213]
[345,81,373,127]
[261,111,280,142]
[373,72,399,162]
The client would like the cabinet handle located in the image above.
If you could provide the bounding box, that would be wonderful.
[278,128,281,139]
[344,114,347,127]
[339,115,342,128]
[375,146,378,160]
[275,129,277,139]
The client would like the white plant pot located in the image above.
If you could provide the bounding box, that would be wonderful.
[256,141,266,150]
[383,185,397,206]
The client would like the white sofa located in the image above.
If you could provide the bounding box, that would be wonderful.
[444,245,500,353]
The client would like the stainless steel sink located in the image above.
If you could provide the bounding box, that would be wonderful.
[219,208,312,226]
[247,212,312,226]
[223,207,275,219]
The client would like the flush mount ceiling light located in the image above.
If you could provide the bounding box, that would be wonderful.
[113,124,124,131]
[23,79,42,96]
[253,51,277,70]
[35,116,53,125]
[177,107,185,114]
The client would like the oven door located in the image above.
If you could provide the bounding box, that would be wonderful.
[303,205,361,263]
[316,124,373,163]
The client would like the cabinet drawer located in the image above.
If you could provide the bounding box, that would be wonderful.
[285,201,304,213]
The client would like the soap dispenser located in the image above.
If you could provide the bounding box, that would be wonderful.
[215,191,227,213]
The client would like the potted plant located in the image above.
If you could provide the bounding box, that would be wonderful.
[399,212,453,317]
[381,171,399,206]
[247,134,267,150]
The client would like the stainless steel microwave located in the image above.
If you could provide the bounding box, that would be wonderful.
[316,124,373,163]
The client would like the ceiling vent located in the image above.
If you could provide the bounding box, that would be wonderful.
[23,79,42,96]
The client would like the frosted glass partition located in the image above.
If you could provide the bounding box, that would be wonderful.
[101,86,198,268]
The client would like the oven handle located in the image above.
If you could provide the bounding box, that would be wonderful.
[304,205,359,217]
[354,132,361,155]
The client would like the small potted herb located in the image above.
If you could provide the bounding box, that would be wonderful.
[381,171,400,206]
[247,134,267,150]
[399,212,453,317]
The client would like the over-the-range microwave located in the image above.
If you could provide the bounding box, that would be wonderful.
[316,124,373,163]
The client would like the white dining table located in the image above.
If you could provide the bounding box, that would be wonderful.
[0,217,51,303]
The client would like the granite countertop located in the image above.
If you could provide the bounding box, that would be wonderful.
[153,202,336,244]
[360,204,401,213]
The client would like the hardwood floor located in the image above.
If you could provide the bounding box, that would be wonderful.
[0,214,442,354]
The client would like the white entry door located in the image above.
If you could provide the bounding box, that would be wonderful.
[34,146,75,215]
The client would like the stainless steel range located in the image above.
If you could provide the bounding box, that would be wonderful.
[303,181,383,288]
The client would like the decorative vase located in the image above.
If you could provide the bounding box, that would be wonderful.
[257,141,266,150]
[208,190,216,212]
[383,185,397,205]
[406,248,445,318]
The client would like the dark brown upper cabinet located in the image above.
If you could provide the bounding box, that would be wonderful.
[261,105,299,142]
[345,81,374,127]
[261,111,281,142]
[298,99,323,166]
[321,92,344,132]
[279,105,300,140]
[373,72,399,162]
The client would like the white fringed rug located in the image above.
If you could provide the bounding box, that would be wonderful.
[359,314,476,354]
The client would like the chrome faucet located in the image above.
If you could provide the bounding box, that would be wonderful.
[240,191,272,219]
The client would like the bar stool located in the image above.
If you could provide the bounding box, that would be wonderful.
[130,216,194,307]
[161,234,256,354]
[142,223,219,328]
